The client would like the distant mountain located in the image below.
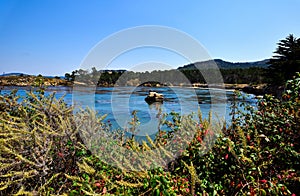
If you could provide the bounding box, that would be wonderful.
[178,59,270,70]
[0,72,31,77]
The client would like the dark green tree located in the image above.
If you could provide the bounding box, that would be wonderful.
[268,34,300,85]
[64,73,72,81]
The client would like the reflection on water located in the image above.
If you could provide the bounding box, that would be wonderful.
[148,102,163,114]
[1,86,257,134]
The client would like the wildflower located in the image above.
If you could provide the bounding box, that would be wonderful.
[230,181,235,187]
[95,182,101,188]
[225,154,229,160]
[259,179,267,183]
[58,152,64,158]
[204,129,209,135]
[246,135,251,142]
[197,136,202,143]
[103,187,107,194]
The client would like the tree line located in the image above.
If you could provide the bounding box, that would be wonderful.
[64,34,300,87]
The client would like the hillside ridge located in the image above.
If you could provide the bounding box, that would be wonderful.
[178,59,269,70]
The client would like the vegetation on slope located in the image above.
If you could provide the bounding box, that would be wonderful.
[0,74,70,87]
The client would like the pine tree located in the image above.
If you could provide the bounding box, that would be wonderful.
[268,34,300,85]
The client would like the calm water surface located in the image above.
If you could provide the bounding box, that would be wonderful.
[1,86,257,135]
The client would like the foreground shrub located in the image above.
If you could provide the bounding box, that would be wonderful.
[0,91,85,194]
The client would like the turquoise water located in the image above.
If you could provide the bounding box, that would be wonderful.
[1,86,257,135]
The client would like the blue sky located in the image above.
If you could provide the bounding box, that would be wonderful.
[0,0,300,75]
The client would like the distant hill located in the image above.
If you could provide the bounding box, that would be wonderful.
[178,59,270,70]
[0,73,64,79]
[0,72,31,77]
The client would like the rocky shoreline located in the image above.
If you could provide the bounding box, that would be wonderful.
[0,75,72,87]
[0,75,279,96]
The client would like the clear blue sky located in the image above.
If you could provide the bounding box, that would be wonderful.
[0,0,300,75]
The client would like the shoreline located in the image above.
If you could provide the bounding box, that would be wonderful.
[0,75,269,95]
[0,83,266,95]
